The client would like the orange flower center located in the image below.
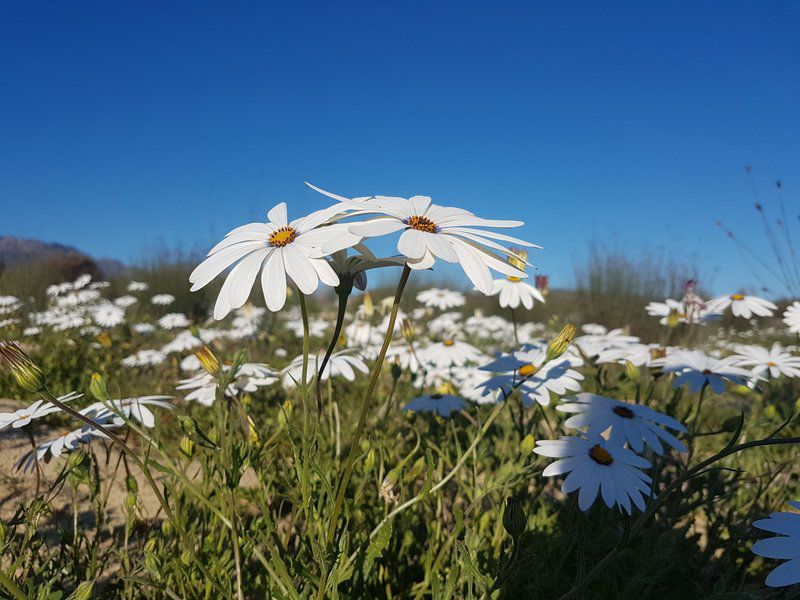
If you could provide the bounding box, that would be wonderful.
[767,361,777,367]
[407,215,438,233]
[613,405,635,419]
[269,227,297,247]
[518,363,537,377]
[443,339,455,347]
[730,293,745,301]
[589,444,613,465]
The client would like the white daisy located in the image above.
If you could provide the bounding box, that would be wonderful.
[128,281,149,292]
[314,187,540,294]
[418,339,486,370]
[0,392,82,431]
[132,323,155,334]
[487,276,544,310]
[783,301,800,334]
[281,350,368,388]
[114,295,138,308]
[751,500,800,587]
[534,436,652,514]
[730,343,800,380]
[158,312,190,330]
[662,349,750,393]
[151,294,175,306]
[416,288,466,310]
[706,293,777,319]
[190,202,359,317]
[557,393,687,454]
[121,349,167,368]
[92,303,126,328]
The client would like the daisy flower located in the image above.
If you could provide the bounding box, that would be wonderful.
[751,500,800,587]
[403,393,466,417]
[151,294,175,306]
[477,344,584,406]
[92,303,126,328]
[416,288,466,310]
[132,323,155,334]
[418,338,486,369]
[313,186,540,294]
[281,350,368,388]
[128,281,149,292]
[121,349,167,368]
[557,393,687,454]
[534,436,652,514]
[161,330,203,354]
[706,293,777,319]
[487,248,544,310]
[0,392,82,431]
[662,349,750,393]
[114,295,138,308]
[190,202,359,317]
[158,312,190,330]
[730,343,800,380]
[783,301,800,334]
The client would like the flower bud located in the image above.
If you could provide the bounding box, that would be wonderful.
[195,346,220,375]
[179,435,195,458]
[502,497,526,538]
[362,292,374,318]
[390,362,402,381]
[764,404,777,419]
[125,475,139,494]
[364,447,376,472]
[247,415,261,447]
[0,341,46,393]
[400,318,415,343]
[520,433,535,455]
[90,372,108,401]
[546,324,576,362]
[125,492,138,510]
[95,331,112,348]
[624,361,640,383]
[73,582,94,600]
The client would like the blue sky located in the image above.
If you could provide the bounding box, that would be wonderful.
[1,1,798,295]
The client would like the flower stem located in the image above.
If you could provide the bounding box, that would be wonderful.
[318,265,411,597]
[316,290,350,414]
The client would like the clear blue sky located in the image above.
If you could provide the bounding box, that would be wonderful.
[1,1,798,295]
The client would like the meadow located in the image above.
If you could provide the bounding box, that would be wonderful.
[1,186,800,599]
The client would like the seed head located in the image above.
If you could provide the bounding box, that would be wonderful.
[0,341,46,393]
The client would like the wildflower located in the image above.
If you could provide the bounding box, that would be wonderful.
[281,350,368,387]
[317,188,540,294]
[546,323,576,362]
[403,393,466,417]
[121,349,167,368]
[151,294,175,306]
[0,392,82,431]
[534,436,652,513]
[416,288,466,310]
[114,295,138,308]
[783,301,800,334]
[418,339,486,369]
[730,343,800,379]
[751,500,800,587]
[92,303,126,328]
[158,312,190,330]
[477,344,584,406]
[662,349,751,393]
[128,281,149,292]
[557,393,687,454]
[706,293,777,319]
[190,202,359,316]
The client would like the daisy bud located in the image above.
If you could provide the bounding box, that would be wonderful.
[90,372,108,401]
[364,448,376,472]
[126,475,139,494]
[195,346,220,375]
[390,362,402,381]
[507,247,528,272]
[125,492,138,510]
[247,415,261,448]
[278,400,292,425]
[520,433,535,455]
[73,582,94,600]
[96,331,112,348]
[362,292,374,318]
[502,497,526,539]
[179,435,195,458]
[546,324,576,362]
[624,361,640,383]
[764,404,777,419]
[401,317,415,343]
[0,341,46,393]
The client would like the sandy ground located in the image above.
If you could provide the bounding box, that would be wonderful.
[0,398,164,528]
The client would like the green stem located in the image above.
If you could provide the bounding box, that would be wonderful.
[0,570,29,600]
[318,265,411,597]
[316,290,350,414]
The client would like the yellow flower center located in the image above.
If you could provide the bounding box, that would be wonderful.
[589,444,613,465]
[443,339,455,347]
[730,293,745,301]
[767,361,777,367]
[507,276,522,282]
[518,363,537,377]
[407,215,438,233]
[613,405,635,419]
[649,347,667,360]
[269,227,297,247]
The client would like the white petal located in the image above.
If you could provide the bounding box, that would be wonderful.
[283,245,319,295]
[267,202,288,227]
[262,251,287,311]
[397,229,427,259]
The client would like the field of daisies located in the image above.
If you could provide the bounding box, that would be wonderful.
[2,184,800,599]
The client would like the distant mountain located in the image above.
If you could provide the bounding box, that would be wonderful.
[0,236,126,279]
